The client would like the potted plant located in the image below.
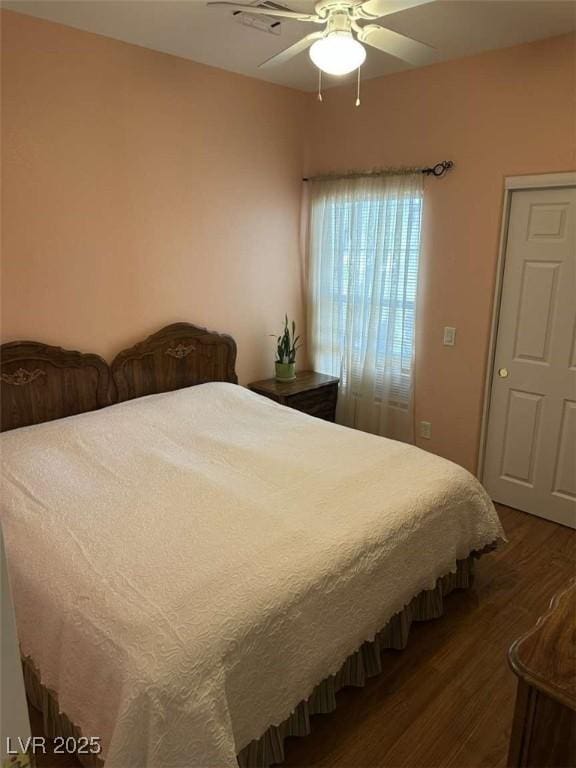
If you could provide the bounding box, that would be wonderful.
[274,316,302,382]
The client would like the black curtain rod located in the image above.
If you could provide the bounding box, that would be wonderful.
[302,160,454,182]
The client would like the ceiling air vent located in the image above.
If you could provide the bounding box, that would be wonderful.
[233,1,291,35]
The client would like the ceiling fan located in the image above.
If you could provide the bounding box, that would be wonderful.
[207,0,438,76]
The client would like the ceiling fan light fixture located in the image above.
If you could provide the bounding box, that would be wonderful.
[309,32,366,76]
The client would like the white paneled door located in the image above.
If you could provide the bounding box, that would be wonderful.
[484,186,576,529]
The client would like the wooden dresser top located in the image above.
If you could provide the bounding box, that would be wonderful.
[248,371,339,397]
[509,581,576,710]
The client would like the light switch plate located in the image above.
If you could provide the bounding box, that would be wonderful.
[420,421,432,439]
[443,326,456,346]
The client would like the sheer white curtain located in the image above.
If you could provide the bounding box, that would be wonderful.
[307,173,423,442]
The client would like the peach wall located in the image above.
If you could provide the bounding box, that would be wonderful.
[304,33,576,470]
[1,10,307,384]
[2,11,574,471]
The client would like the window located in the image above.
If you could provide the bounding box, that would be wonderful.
[308,174,423,433]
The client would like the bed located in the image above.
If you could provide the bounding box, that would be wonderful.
[0,322,505,768]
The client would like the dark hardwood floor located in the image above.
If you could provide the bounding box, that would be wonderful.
[30,505,575,768]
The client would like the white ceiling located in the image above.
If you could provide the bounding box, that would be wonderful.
[3,0,576,92]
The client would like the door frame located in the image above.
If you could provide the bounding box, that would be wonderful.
[477,171,576,482]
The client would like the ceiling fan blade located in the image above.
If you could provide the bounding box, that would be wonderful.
[259,31,324,68]
[358,25,438,66]
[358,0,436,20]
[207,2,317,22]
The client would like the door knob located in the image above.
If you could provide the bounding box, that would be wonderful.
[498,367,509,379]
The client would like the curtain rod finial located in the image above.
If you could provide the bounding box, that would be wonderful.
[424,160,454,177]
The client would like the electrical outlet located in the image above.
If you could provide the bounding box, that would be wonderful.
[420,421,432,439]
[443,326,456,346]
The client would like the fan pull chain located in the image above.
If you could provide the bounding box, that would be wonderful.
[317,69,323,102]
[355,66,361,107]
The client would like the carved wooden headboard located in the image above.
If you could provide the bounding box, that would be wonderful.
[0,342,111,432]
[0,323,238,431]
[111,323,238,402]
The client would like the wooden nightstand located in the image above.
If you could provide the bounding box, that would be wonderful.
[248,371,339,422]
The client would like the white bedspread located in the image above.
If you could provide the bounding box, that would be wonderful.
[1,383,504,767]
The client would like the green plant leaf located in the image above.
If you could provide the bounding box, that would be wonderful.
[274,315,303,364]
